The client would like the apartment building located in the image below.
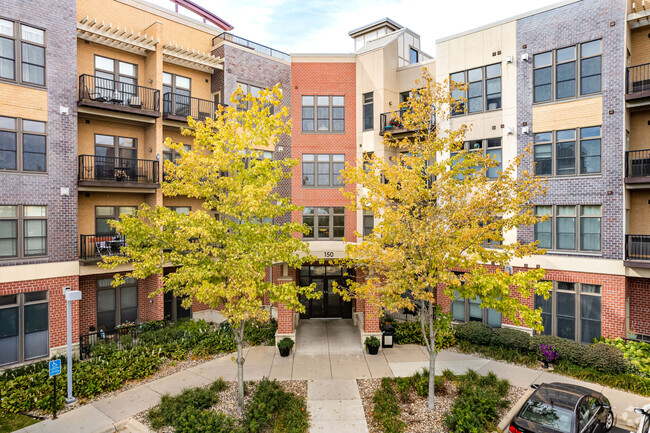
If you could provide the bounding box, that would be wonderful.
[0,0,79,366]
[281,0,650,346]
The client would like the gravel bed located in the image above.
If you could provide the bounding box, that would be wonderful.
[135,379,308,432]
[358,377,526,433]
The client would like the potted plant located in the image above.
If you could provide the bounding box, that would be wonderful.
[389,117,403,129]
[277,337,294,357]
[365,336,381,355]
[537,343,557,368]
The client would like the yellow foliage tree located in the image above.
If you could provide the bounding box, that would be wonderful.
[101,85,317,412]
[337,69,551,410]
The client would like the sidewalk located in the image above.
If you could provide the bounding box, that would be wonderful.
[13,322,648,432]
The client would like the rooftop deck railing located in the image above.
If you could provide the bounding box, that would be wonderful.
[213,32,290,62]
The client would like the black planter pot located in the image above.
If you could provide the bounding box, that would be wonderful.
[542,360,549,369]
[279,346,291,357]
[367,345,379,355]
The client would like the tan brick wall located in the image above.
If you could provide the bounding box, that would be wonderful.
[77,40,146,85]
[629,190,650,234]
[78,118,149,159]
[630,28,650,66]
[629,111,650,151]
[78,192,151,235]
[532,96,603,132]
[0,82,48,121]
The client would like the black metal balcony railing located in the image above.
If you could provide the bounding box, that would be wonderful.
[213,32,290,62]
[163,93,216,120]
[626,234,650,261]
[626,150,650,178]
[78,74,160,113]
[78,155,159,185]
[379,109,435,135]
[80,233,126,261]
[626,63,650,95]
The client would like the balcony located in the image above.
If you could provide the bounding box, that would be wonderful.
[625,150,650,187]
[78,155,159,188]
[163,93,216,122]
[80,234,126,262]
[78,74,160,117]
[379,109,434,136]
[213,32,290,62]
[626,64,650,105]
[625,234,650,267]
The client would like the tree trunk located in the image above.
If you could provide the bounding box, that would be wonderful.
[235,320,246,412]
[427,316,437,410]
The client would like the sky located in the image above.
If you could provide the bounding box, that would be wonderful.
[164,0,564,56]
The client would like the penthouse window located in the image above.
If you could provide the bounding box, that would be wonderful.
[450,63,501,116]
[0,116,46,172]
[0,205,47,259]
[302,154,345,187]
[0,18,45,86]
[534,205,601,252]
[533,40,602,103]
[302,207,345,240]
[533,126,601,177]
[534,282,602,344]
[302,96,345,133]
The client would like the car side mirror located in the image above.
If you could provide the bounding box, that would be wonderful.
[602,404,611,411]
[531,384,539,389]
[635,408,647,415]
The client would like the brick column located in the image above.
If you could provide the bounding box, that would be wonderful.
[139,274,164,322]
[275,271,297,345]
[364,300,380,333]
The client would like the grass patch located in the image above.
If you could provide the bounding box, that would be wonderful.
[0,411,40,433]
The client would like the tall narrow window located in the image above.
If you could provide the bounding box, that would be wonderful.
[467,68,483,113]
[580,126,601,174]
[556,129,576,176]
[534,291,553,335]
[0,116,17,170]
[451,291,465,322]
[164,73,192,115]
[533,52,552,103]
[22,119,46,172]
[0,19,15,81]
[580,40,601,95]
[533,132,552,176]
[580,284,601,343]
[363,92,373,130]
[363,210,374,237]
[556,205,576,250]
[0,205,18,258]
[302,154,314,186]
[485,63,501,110]
[556,46,576,99]
[450,71,465,115]
[534,206,552,249]
[97,278,138,330]
[302,96,314,131]
[0,291,48,366]
[332,96,345,131]
[556,282,576,340]
[317,96,329,131]
[23,205,46,256]
[409,47,418,64]
[580,205,601,251]
[486,138,502,178]
[21,25,45,85]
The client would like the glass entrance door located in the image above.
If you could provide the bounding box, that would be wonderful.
[299,265,352,318]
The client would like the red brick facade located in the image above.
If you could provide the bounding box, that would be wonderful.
[290,61,357,242]
[0,276,79,348]
[436,265,627,339]
[627,277,650,337]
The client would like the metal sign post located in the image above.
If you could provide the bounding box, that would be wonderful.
[63,287,82,404]
[49,359,61,419]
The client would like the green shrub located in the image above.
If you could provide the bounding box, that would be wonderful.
[244,378,308,433]
[444,370,510,433]
[490,327,532,352]
[147,387,218,429]
[373,378,405,433]
[602,337,649,375]
[173,407,244,433]
[582,343,630,374]
[554,360,650,396]
[391,320,455,349]
[209,378,228,393]
[244,320,278,346]
[454,322,493,346]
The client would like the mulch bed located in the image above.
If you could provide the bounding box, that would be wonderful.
[357,377,526,433]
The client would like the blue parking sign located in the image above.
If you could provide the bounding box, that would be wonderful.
[49,359,61,377]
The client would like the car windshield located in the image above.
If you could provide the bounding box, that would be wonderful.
[519,400,574,433]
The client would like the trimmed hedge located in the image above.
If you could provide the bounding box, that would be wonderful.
[388,320,456,350]
[454,323,632,376]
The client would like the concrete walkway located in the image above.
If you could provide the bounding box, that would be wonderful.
[14,319,648,432]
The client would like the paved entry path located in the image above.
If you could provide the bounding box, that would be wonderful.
[15,319,647,432]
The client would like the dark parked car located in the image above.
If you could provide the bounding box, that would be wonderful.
[510,382,614,433]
